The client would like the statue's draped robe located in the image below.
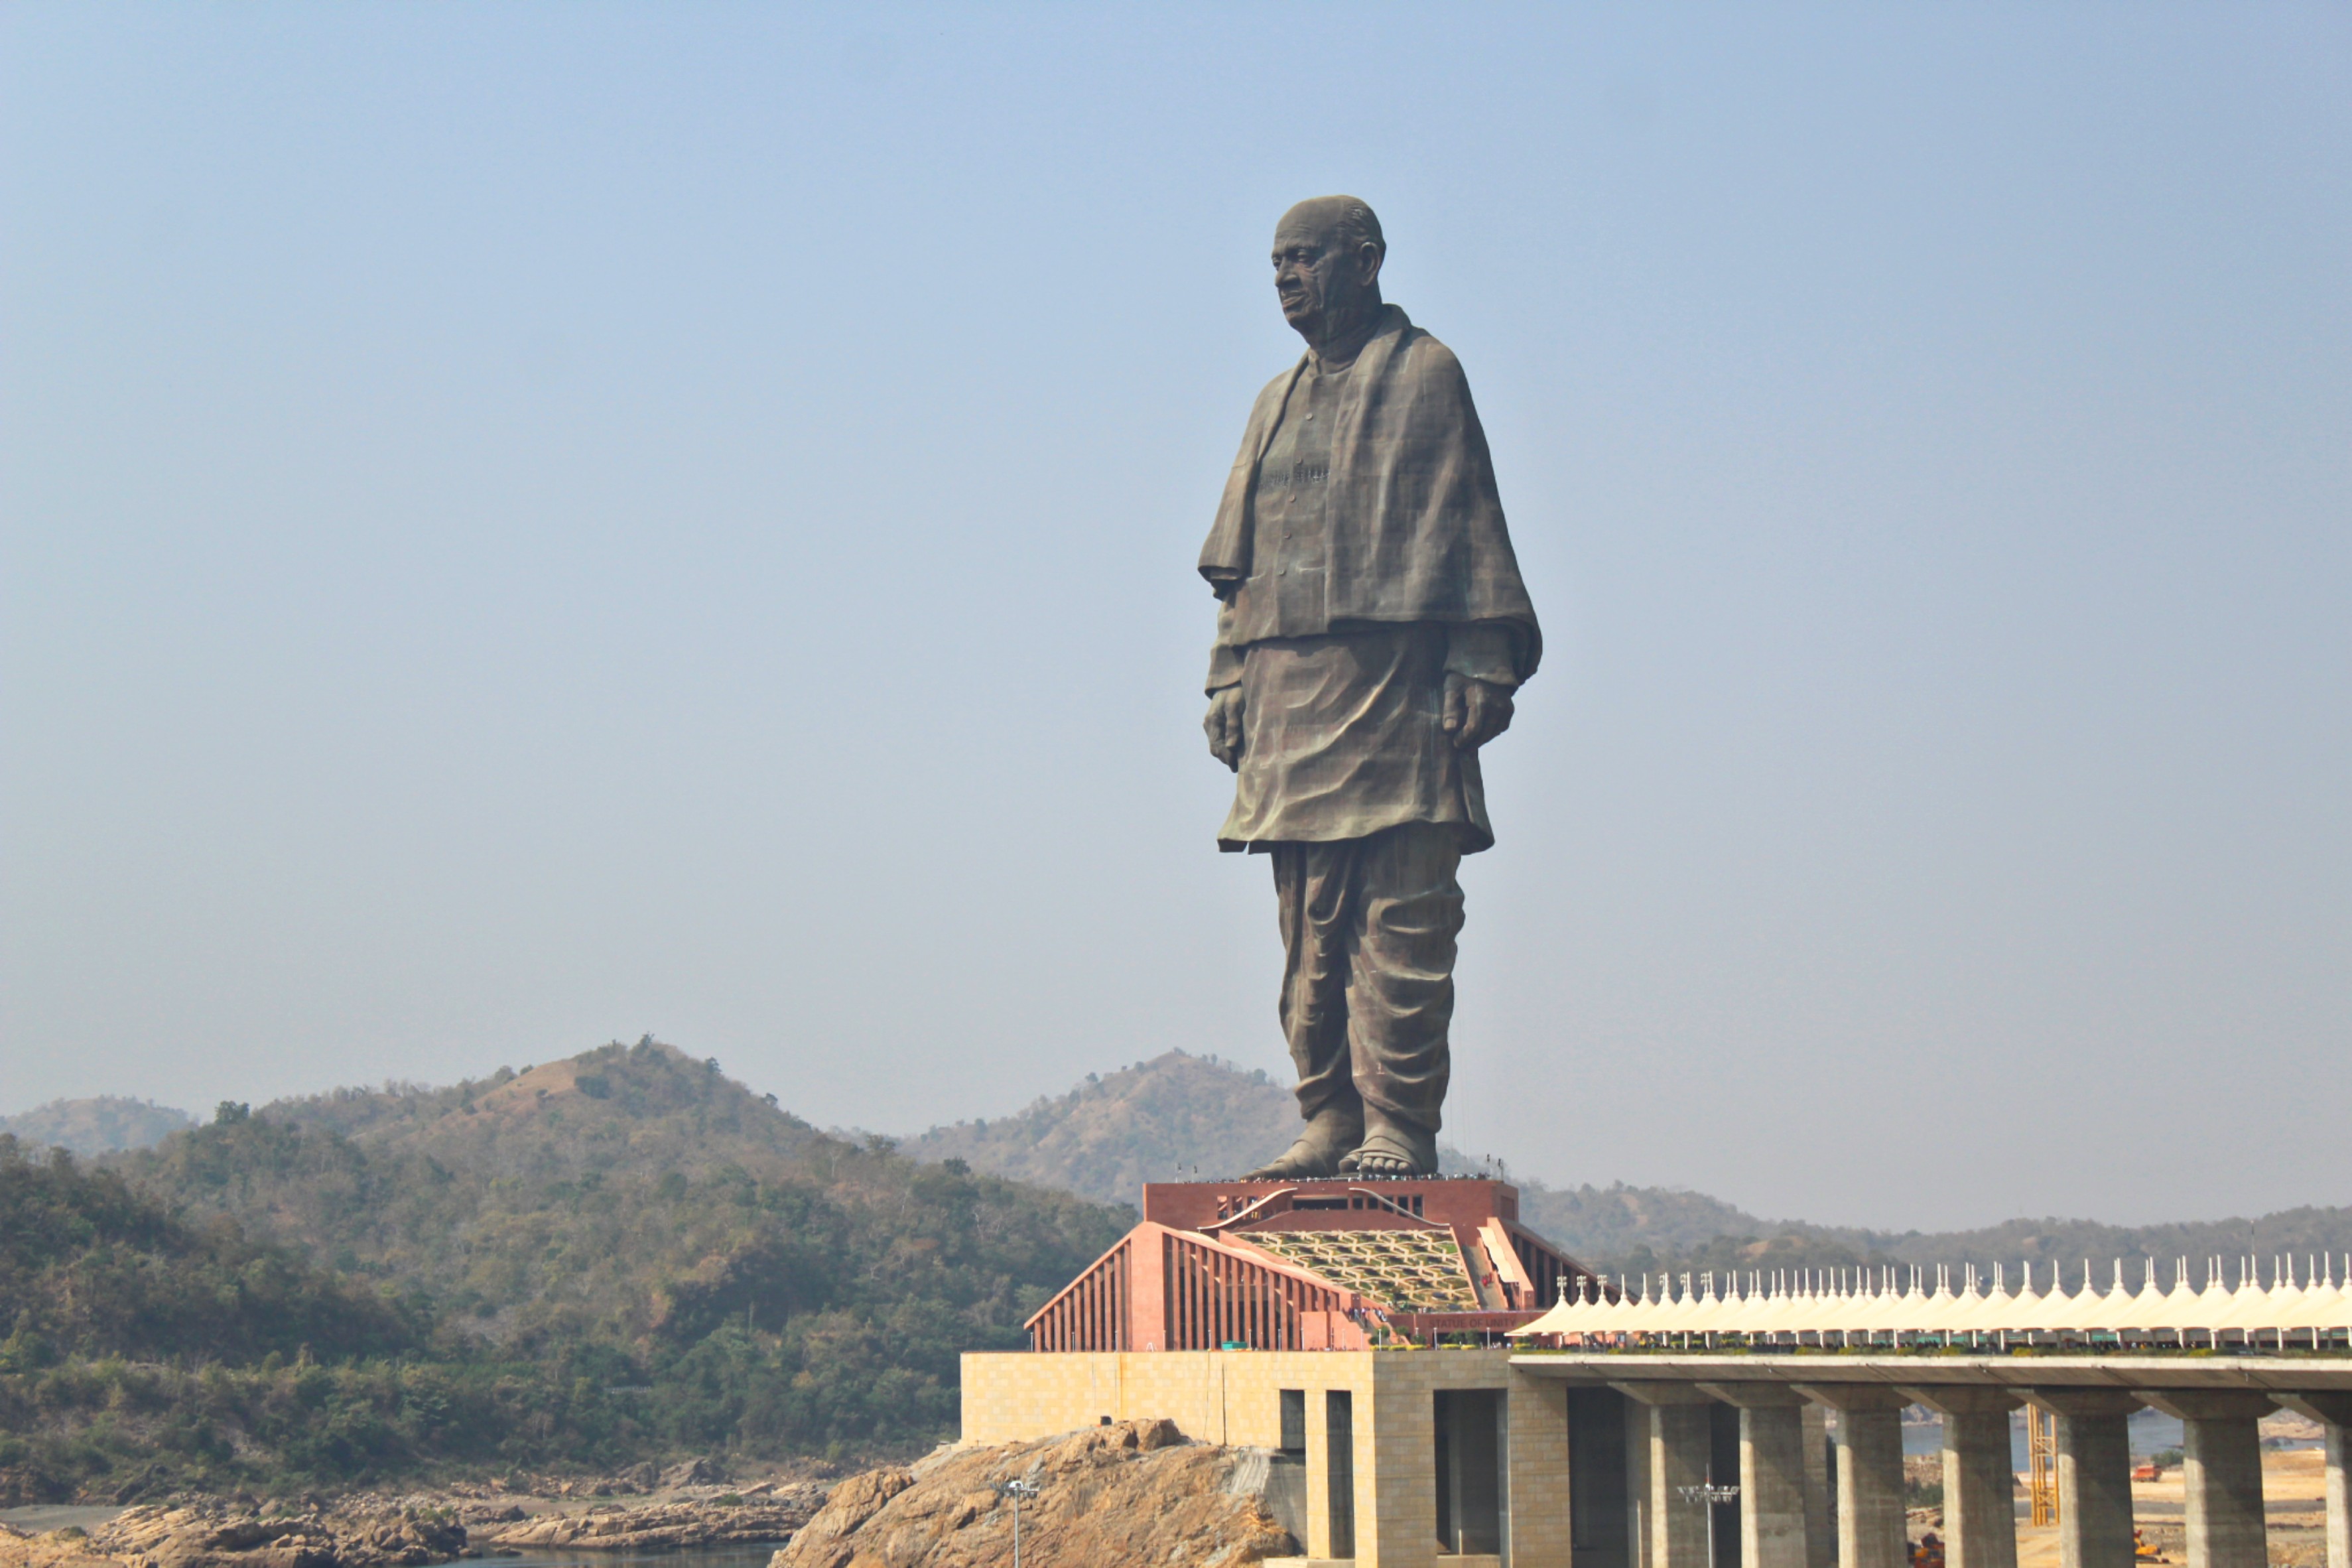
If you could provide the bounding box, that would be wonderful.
[1202,305,1539,852]
[1199,305,1540,1155]
[1201,304,1540,658]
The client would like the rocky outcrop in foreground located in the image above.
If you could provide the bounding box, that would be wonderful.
[771,1418,1295,1568]
[2,1502,464,1568]
[0,1524,114,1568]
[0,1484,825,1568]
[477,1490,825,1551]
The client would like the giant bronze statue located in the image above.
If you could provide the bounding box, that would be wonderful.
[1201,196,1540,1181]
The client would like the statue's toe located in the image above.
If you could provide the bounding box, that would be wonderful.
[1344,1130,1435,1179]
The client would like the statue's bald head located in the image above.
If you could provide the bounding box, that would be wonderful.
[1277,195,1385,261]
[1271,196,1386,353]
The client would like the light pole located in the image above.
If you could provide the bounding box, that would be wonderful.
[995,1478,1040,1568]
[1677,1473,1741,1568]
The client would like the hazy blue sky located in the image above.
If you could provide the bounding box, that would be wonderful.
[5,4,2345,1231]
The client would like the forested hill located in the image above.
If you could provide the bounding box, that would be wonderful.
[901,1051,1300,1199]
[123,1041,1125,1355]
[0,1041,1126,1501]
[0,1136,412,1366]
[901,1051,2352,1277]
[899,1049,1775,1256]
[0,1096,191,1155]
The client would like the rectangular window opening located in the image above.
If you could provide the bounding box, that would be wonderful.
[1279,1388,1307,1454]
[1435,1388,1506,1555]
[1327,1390,1356,1560]
[1569,1386,1632,1568]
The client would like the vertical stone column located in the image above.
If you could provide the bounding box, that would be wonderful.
[2025,1390,2141,1568]
[1614,1383,1721,1568]
[1904,1388,2021,1568]
[2137,1391,2274,1568]
[1803,1405,1835,1568]
[1628,1384,1656,1568]
[1305,1382,1333,1561]
[1366,1356,1438,1568]
[2276,1395,2352,1568]
[1700,1384,1814,1568]
[1792,1386,1910,1568]
[1511,1377,1573,1568]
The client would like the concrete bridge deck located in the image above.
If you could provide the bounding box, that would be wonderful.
[1510,1350,2352,1395]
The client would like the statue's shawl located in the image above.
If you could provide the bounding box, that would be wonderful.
[1198,304,1541,675]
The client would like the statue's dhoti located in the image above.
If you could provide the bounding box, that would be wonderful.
[1270,820,1463,1165]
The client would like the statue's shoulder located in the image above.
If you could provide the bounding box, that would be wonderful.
[1387,316,1469,385]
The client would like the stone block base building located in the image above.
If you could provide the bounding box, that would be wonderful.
[964,1177,2352,1568]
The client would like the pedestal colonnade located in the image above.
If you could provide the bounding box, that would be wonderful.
[1514,1354,2352,1568]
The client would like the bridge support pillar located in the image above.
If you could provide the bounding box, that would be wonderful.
[2276,1395,2352,1568]
[2026,1389,2142,1568]
[1614,1382,1721,1568]
[1794,1386,1910,1568]
[1701,1384,1815,1568]
[1904,1387,2021,1568]
[2138,1390,2275,1568]
[1803,1402,1835,1568]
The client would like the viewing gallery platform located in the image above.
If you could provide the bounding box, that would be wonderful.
[968,1179,2352,1568]
[1022,1176,1594,1352]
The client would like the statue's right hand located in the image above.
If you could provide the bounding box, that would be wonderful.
[1204,688,1245,772]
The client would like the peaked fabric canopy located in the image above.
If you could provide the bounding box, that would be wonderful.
[1510,1256,2352,1344]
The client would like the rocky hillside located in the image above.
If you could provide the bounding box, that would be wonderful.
[0,1098,191,1157]
[901,1051,1298,1200]
[774,1418,1295,1568]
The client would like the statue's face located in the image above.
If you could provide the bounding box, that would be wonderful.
[1272,208,1376,340]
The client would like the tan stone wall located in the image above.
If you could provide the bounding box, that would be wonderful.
[961,1349,1374,1448]
[961,1348,1570,1568]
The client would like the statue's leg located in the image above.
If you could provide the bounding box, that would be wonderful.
[1335,824,1462,1178]
[1244,841,1363,1180]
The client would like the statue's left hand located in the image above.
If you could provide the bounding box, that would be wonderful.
[1204,687,1246,771]
[1443,673,1515,751]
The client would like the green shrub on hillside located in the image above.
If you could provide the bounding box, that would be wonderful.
[0,1137,416,1365]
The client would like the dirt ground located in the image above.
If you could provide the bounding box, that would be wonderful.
[1937,1446,2331,1568]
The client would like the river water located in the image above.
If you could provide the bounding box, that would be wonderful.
[1898,1407,2192,1465]
[501,1546,785,1568]
[0,1513,788,1568]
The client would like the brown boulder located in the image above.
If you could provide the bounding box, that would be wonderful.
[769,1470,913,1566]
[475,1492,822,1553]
[0,1524,123,1568]
[769,1419,1295,1568]
[78,1502,465,1568]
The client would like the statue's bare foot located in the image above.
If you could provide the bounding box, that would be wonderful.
[1337,1120,1437,1178]
[1243,1111,1361,1181]
[1244,1140,1339,1181]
